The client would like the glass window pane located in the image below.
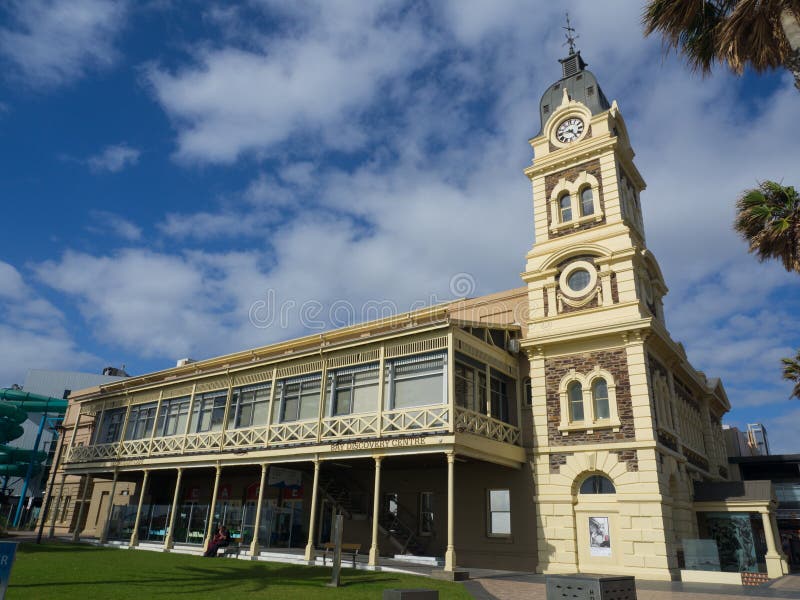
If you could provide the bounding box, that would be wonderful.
[490,489,510,511]
[581,187,594,216]
[593,379,610,420]
[352,384,378,414]
[394,374,444,408]
[580,475,616,494]
[299,391,320,421]
[568,382,584,421]
[560,194,572,221]
[282,397,298,422]
[491,512,511,535]
[567,269,590,292]
[334,388,351,416]
[455,364,475,410]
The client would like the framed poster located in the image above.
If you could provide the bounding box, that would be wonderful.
[589,516,611,557]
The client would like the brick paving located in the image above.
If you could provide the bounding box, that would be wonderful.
[463,573,800,600]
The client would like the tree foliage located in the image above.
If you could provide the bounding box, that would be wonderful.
[734,181,800,273]
[643,0,800,87]
[783,350,800,400]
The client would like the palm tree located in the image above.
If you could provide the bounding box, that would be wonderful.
[783,350,800,400]
[643,0,800,90]
[734,181,800,273]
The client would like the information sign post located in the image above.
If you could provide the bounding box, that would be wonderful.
[0,542,18,600]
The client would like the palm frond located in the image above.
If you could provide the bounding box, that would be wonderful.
[782,349,800,400]
[719,0,790,72]
[643,0,728,73]
[734,180,800,273]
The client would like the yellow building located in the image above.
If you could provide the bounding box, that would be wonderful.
[44,49,788,583]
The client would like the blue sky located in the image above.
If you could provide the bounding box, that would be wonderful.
[0,1,798,451]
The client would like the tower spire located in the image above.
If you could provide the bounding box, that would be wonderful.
[563,12,578,55]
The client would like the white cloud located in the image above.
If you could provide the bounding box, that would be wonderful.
[0,260,96,386]
[0,0,127,88]
[145,1,432,163]
[88,210,142,241]
[35,249,275,359]
[87,143,140,172]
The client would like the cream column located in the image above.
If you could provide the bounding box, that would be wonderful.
[66,409,82,459]
[129,470,150,547]
[376,345,386,438]
[164,468,184,550]
[444,452,456,571]
[204,465,222,549]
[71,475,92,542]
[368,456,383,566]
[99,470,119,543]
[447,331,455,433]
[304,459,321,562]
[761,510,789,578]
[48,474,67,538]
[249,463,269,557]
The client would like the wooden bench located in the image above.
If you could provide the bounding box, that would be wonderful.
[322,542,361,567]
[219,544,241,558]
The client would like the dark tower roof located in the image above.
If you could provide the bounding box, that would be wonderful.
[538,51,610,134]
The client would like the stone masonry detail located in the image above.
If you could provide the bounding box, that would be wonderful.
[544,158,606,239]
[545,348,634,445]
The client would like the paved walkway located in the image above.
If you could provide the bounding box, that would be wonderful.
[463,572,800,600]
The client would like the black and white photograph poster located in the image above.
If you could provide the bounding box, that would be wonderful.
[589,516,611,557]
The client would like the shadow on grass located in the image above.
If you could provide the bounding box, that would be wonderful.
[12,546,412,597]
[18,541,115,554]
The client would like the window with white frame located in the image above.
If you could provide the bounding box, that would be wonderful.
[592,379,610,420]
[487,489,511,536]
[559,194,572,222]
[490,373,514,424]
[327,363,379,416]
[277,374,322,422]
[228,383,270,429]
[568,381,584,421]
[94,407,125,444]
[190,391,227,432]
[385,352,447,410]
[155,395,190,437]
[125,402,158,440]
[524,377,532,407]
[558,368,620,433]
[455,360,487,413]
[580,187,594,216]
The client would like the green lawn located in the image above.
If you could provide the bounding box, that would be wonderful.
[7,542,472,600]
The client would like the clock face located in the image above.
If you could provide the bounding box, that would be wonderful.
[556,117,584,143]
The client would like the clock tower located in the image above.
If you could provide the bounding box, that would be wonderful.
[520,47,732,580]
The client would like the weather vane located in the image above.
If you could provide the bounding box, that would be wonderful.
[563,12,578,55]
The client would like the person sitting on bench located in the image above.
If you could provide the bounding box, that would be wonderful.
[203,525,230,557]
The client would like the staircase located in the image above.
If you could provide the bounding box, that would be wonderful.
[317,468,428,556]
[378,502,427,555]
[318,471,365,519]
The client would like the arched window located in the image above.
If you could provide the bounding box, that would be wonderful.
[592,378,609,420]
[580,475,615,494]
[568,381,583,421]
[580,187,594,216]
[524,377,533,407]
[559,194,572,222]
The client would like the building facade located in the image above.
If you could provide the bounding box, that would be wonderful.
[44,50,788,581]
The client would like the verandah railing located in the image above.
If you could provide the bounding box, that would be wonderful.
[68,404,520,463]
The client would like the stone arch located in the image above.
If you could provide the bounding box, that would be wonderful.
[557,451,634,498]
[541,243,610,272]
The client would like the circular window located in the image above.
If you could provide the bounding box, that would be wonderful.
[567,269,590,293]
[558,260,598,299]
